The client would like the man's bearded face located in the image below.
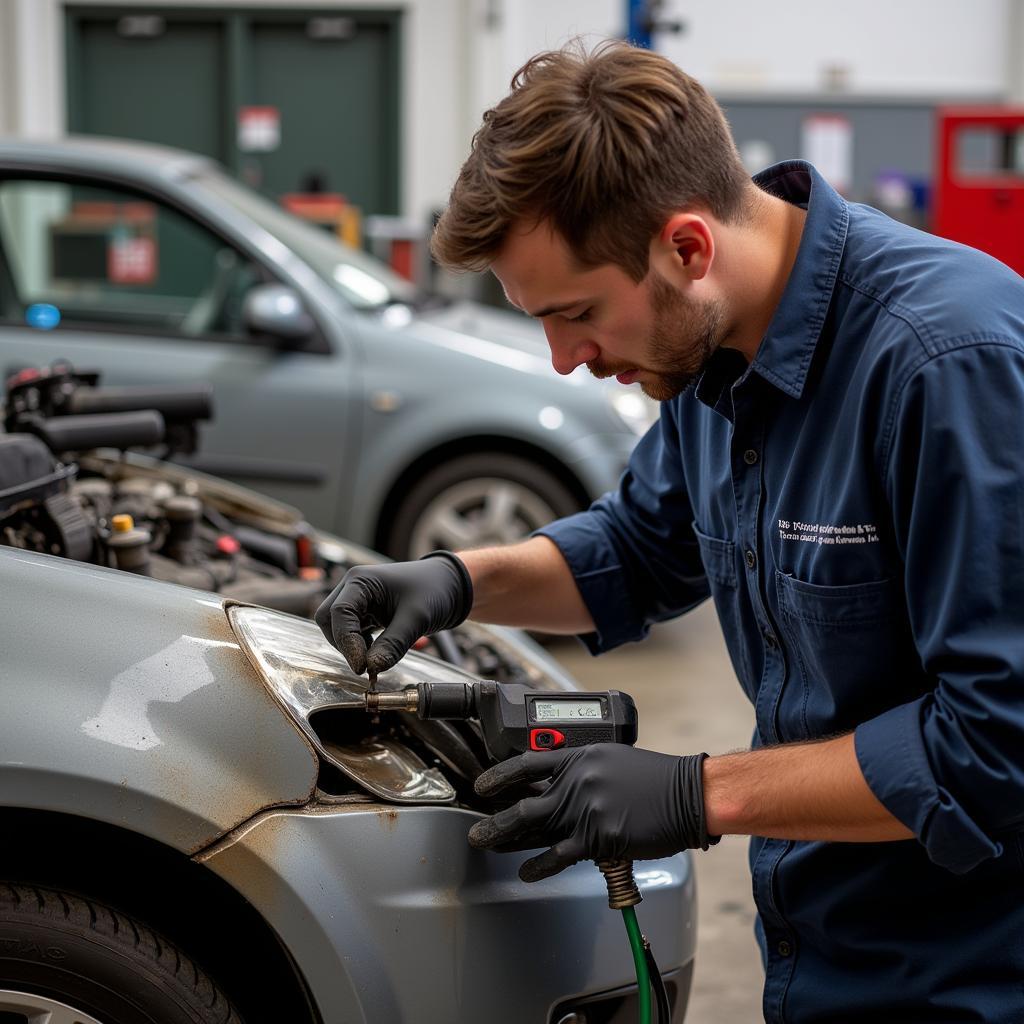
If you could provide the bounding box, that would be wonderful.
[587,272,726,401]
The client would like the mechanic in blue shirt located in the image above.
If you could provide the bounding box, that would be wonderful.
[317,41,1024,1021]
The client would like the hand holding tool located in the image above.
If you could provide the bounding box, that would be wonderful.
[360,677,693,1024]
[468,743,714,880]
[314,551,472,677]
[364,680,638,760]
[364,679,713,876]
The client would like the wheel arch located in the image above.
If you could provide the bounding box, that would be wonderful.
[0,806,321,1024]
[372,434,593,556]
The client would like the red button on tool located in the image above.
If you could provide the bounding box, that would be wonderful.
[530,728,566,751]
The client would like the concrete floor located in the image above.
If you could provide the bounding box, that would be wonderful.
[547,600,765,1024]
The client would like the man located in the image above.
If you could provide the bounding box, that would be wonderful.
[316,41,1024,1022]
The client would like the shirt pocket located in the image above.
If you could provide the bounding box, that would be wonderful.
[692,520,751,691]
[774,571,918,738]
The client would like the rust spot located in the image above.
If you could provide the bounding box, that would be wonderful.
[202,603,245,645]
[375,807,399,831]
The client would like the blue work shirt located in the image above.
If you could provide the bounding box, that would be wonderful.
[538,161,1024,1022]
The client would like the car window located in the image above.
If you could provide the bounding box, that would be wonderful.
[0,177,263,339]
[193,168,419,311]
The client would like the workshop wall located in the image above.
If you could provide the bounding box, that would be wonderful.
[0,0,466,227]
[1,0,1021,229]
[658,0,1011,98]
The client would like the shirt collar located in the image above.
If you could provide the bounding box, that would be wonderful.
[703,160,849,404]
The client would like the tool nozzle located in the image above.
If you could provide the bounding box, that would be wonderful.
[363,687,420,713]
[596,859,642,910]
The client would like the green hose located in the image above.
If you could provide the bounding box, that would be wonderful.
[621,905,652,1024]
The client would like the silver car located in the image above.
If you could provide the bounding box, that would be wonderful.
[0,434,695,1022]
[0,136,655,560]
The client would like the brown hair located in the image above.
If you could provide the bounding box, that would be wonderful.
[431,39,752,282]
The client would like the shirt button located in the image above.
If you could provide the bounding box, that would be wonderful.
[764,630,778,650]
[777,940,792,957]
[744,549,757,570]
[743,449,759,465]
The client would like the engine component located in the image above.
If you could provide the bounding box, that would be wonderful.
[162,494,202,563]
[5,363,211,457]
[107,514,152,576]
[42,491,93,563]
[67,383,213,424]
[33,411,166,454]
[0,434,76,512]
[233,524,297,575]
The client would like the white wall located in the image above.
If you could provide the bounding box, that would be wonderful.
[0,0,65,138]
[1009,0,1024,101]
[658,0,1010,98]
[467,0,622,115]
[0,0,1019,223]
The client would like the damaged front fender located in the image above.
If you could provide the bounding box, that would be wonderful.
[0,549,318,854]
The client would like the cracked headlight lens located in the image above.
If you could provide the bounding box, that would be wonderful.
[227,603,459,803]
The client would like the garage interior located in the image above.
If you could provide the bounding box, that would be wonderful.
[0,3,1022,1024]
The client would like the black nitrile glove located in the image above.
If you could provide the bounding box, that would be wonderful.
[314,551,473,676]
[467,745,717,882]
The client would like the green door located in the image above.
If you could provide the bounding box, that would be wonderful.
[66,9,400,215]
[67,12,226,161]
[248,15,399,213]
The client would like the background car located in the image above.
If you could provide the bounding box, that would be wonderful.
[0,136,656,560]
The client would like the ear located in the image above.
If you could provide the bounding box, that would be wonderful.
[654,213,714,282]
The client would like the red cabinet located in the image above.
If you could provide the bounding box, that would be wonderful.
[933,107,1024,275]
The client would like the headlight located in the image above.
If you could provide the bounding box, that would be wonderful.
[608,388,659,436]
[227,602,477,805]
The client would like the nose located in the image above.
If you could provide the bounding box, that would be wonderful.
[543,321,600,376]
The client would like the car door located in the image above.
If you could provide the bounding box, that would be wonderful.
[0,171,357,527]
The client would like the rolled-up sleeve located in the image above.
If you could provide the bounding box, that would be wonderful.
[536,400,710,654]
[855,339,1024,873]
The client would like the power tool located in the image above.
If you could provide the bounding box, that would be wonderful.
[361,679,670,1024]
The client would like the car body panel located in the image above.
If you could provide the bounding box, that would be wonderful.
[0,504,696,1022]
[6,323,366,529]
[0,137,651,548]
[342,314,630,542]
[0,547,318,853]
[197,803,696,1024]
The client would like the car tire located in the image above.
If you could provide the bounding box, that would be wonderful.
[0,882,242,1024]
[386,452,582,561]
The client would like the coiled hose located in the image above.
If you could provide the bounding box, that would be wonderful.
[598,860,670,1024]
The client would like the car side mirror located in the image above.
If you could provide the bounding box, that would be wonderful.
[242,284,316,348]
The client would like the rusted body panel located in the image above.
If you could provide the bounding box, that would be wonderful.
[197,802,696,1023]
[0,548,317,853]
[0,547,698,1020]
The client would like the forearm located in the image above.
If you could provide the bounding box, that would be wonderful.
[457,536,595,634]
[703,733,914,842]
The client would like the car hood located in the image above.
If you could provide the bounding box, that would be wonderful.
[415,300,549,355]
[402,299,611,391]
[80,451,580,693]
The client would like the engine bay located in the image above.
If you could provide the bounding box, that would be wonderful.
[1,363,558,809]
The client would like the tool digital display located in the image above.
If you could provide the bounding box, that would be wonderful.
[532,699,603,722]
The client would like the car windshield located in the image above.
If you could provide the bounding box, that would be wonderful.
[193,168,420,311]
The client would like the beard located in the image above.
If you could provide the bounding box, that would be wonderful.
[587,272,726,401]
[642,273,725,400]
